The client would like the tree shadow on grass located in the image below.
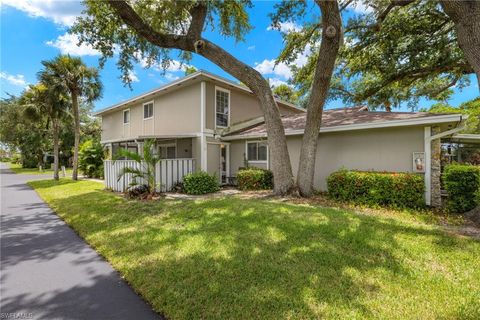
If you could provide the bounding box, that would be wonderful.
[43,191,480,319]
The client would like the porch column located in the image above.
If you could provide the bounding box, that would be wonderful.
[137,141,144,156]
[431,126,442,207]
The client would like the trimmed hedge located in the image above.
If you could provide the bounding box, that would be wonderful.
[183,171,220,195]
[442,164,480,213]
[327,169,424,208]
[237,168,273,190]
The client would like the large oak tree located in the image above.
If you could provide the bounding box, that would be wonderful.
[287,0,479,110]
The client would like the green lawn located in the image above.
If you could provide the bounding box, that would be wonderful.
[30,179,480,320]
[8,163,73,175]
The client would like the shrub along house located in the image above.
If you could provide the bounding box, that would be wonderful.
[96,70,475,206]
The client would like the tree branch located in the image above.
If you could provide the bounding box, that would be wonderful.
[426,76,460,97]
[339,0,354,12]
[377,0,416,24]
[359,62,473,100]
[106,0,191,50]
[187,2,208,40]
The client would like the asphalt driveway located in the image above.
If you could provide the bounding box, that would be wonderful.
[0,163,160,320]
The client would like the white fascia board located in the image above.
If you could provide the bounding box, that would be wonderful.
[452,133,480,140]
[221,114,463,141]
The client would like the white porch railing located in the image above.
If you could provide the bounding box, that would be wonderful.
[104,159,196,192]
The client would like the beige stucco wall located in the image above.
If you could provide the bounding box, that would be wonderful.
[205,81,302,131]
[101,82,201,141]
[229,126,425,190]
[153,83,201,135]
[230,139,269,174]
[101,109,125,141]
[176,138,193,158]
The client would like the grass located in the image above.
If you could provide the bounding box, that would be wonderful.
[8,162,73,175]
[30,179,480,320]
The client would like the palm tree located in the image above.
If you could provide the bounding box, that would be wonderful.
[22,83,69,180]
[114,139,160,196]
[40,55,102,180]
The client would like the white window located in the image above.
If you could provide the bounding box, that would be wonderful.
[247,142,268,162]
[158,143,176,159]
[123,109,130,124]
[215,87,229,127]
[143,102,154,119]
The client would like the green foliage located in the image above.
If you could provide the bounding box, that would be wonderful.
[271,0,474,110]
[40,55,103,104]
[424,98,480,134]
[184,66,198,76]
[79,139,104,178]
[272,84,299,105]
[327,169,424,209]
[183,171,219,195]
[0,95,49,168]
[72,0,252,86]
[114,139,160,195]
[443,164,480,213]
[237,168,274,190]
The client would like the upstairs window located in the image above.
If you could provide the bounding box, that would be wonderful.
[215,88,229,127]
[247,141,268,161]
[143,102,154,119]
[123,109,130,124]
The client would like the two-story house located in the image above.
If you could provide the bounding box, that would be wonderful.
[96,70,471,206]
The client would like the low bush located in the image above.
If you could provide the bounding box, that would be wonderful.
[79,140,104,178]
[127,184,150,199]
[237,168,273,190]
[327,169,424,208]
[443,164,480,213]
[183,171,219,195]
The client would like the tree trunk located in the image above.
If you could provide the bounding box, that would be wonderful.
[71,92,80,180]
[52,118,60,181]
[297,0,342,196]
[440,0,480,89]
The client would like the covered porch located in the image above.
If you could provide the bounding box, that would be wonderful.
[103,135,198,162]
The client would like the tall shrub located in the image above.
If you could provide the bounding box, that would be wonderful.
[183,171,219,195]
[443,164,480,213]
[79,139,104,178]
[237,168,274,190]
[327,169,424,209]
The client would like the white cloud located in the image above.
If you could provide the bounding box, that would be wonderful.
[0,0,83,26]
[247,45,255,51]
[46,33,99,56]
[254,44,312,80]
[0,72,27,86]
[255,59,293,79]
[267,21,301,33]
[268,78,289,87]
[165,73,180,82]
[128,70,139,83]
[348,2,374,14]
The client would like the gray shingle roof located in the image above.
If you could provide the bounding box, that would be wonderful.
[226,106,457,137]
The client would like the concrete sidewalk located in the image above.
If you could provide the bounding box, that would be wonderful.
[0,163,160,320]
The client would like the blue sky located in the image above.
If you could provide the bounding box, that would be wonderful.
[1,0,478,112]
